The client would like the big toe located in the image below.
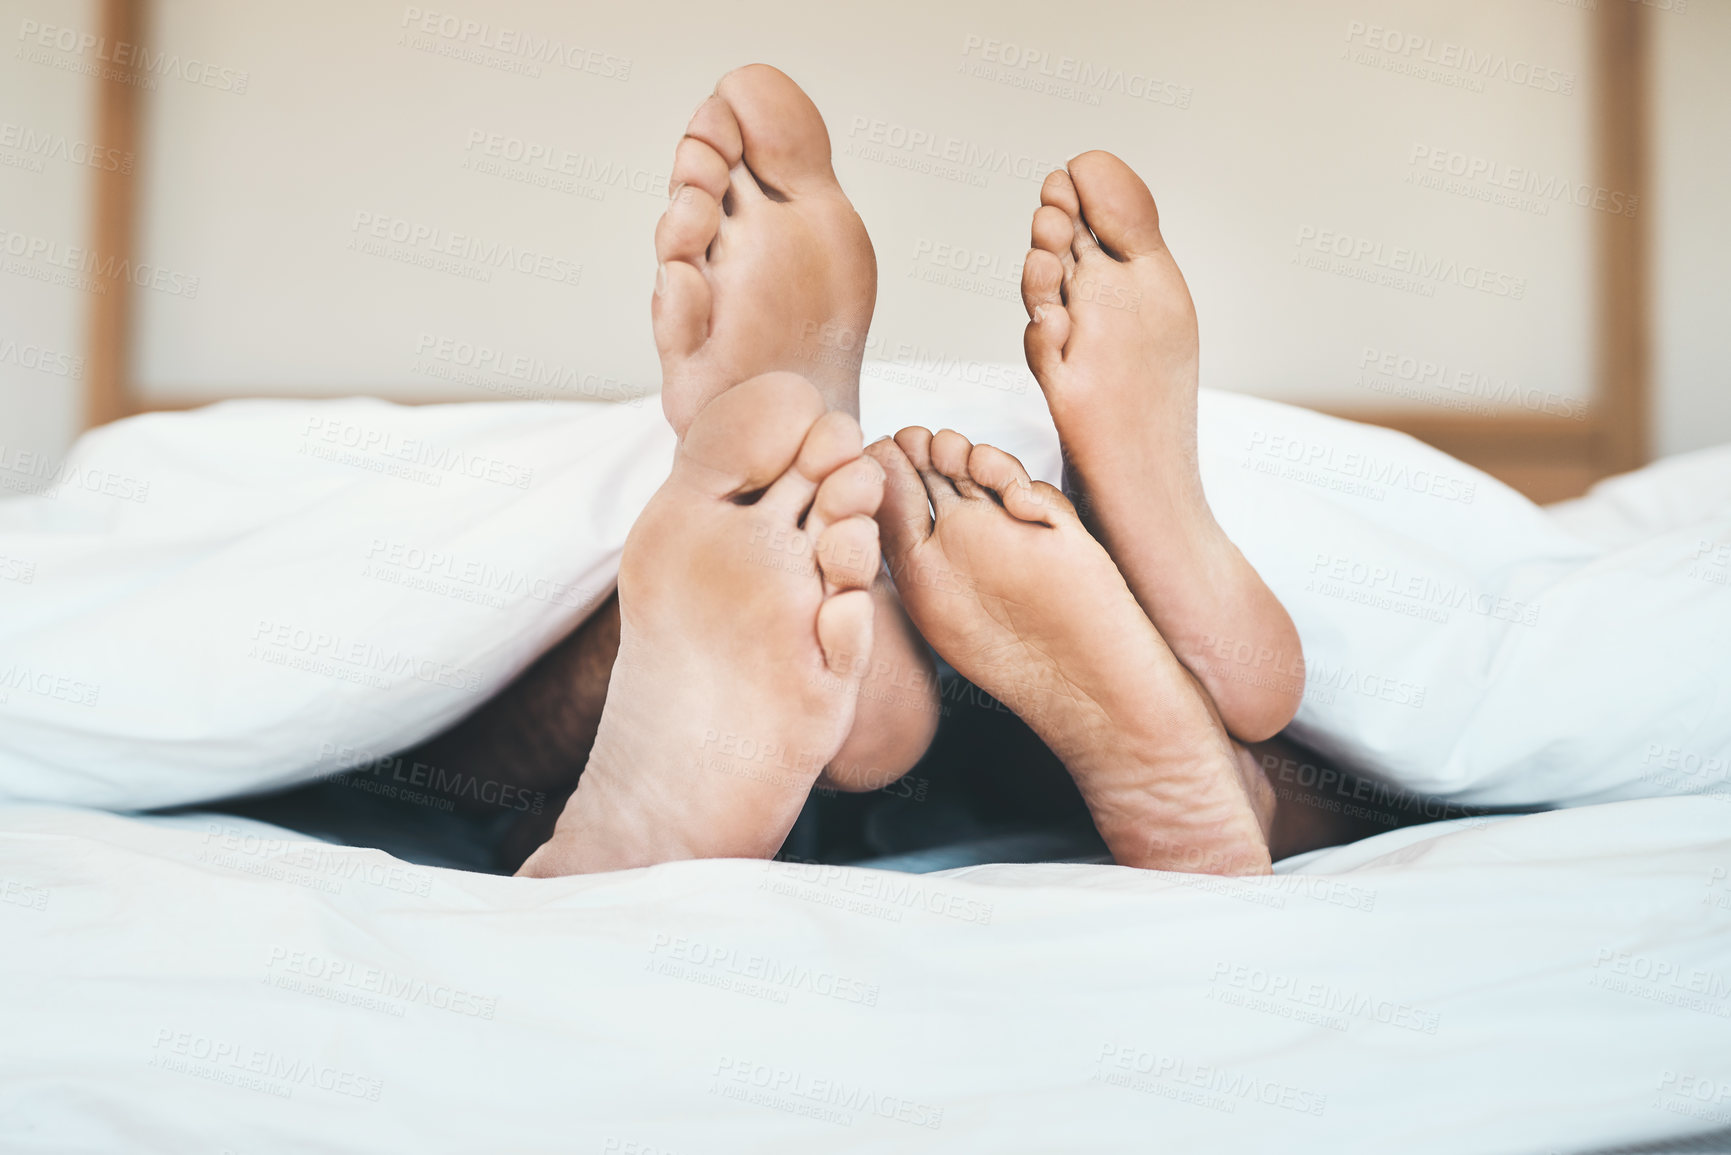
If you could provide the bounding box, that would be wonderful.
[867,438,934,567]
[714,63,838,196]
[1067,150,1166,259]
[678,371,827,496]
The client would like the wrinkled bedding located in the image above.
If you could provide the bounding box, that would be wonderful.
[3,374,1730,1152]
[2,365,1728,812]
[2,798,1729,1153]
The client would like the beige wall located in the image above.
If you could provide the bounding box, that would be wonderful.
[0,0,1725,466]
[0,0,96,490]
[1651,0,1731,458]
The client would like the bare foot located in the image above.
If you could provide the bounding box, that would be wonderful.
[652,63,876,430]
[518,373,885,875]
[1020,151,1303,742]
[652,64,937,792]
[868,427,1274,876]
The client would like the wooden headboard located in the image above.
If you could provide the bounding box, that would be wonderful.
[80,0,1650,506]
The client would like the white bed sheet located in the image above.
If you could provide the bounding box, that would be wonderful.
[2,798,1729,1153]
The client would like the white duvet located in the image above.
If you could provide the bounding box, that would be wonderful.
[2,364,1729,812]
[3,368,1731,1151]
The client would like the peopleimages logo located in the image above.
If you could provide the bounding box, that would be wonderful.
[0,336,83,379]
[1357,346,1587,421]
[150,1028,384,1100]
[15,19,249,92]
[845,117,1062,185]
[398,7,631,80]
[0,121,132,172]
[1407,145,1638,218]
[1294,226,1526,300]
[0,227,200,298]
[348,211,583,288]
[249,617,488,694]
[958,35,1193,109]
[711,1057,944,1130]
[1342,20,1575,95]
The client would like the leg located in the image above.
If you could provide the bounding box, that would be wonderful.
[382,594,621,872]
[650,63,939,791]
[399,64,935,867]
[1020,152,1303,743]
[519,373,884,875]
[1253,734,1506,860]
[869,429,1273,875]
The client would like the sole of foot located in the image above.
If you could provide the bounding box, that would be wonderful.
[1020,150,1302,743]
[650,62,938,794]
[518,373,886,876]
[868,426,1274,876]
[652,63,877,434]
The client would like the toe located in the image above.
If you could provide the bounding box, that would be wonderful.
[1041,168,1080,216]
[805,453,885,540]
[893,427,961,513]
[893,426,935,473]
[652,261,712,387]
[866,438,934,563]
[715,63,837,197]
[1022,269,1072,383]
[1043,168,1098,261]
[966,442,1031,492]
[1067,150,1166,259]
[670,137,731,201]
[653,185,721,266]
[1021,247,1065,318]
[970,443,1074,526]
[815,514,880,594]
[1028,481,1075,522]
[929,429,985,499]
[760,409,865,519]
[685,95,743,167]
[816,588,874,679]
[677,371,825,495]
[1031,205,1073,255]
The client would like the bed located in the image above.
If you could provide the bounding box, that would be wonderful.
[3,797,1729,1153]
[2,366,1729,1152]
